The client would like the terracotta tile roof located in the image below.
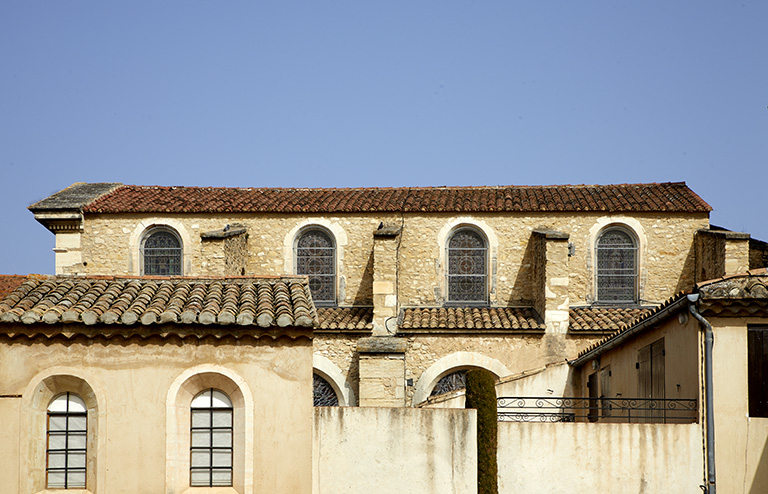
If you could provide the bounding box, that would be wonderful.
[399,307,544,331]
[572,294,687,363]
[569,307,652,332]
[0,275,36,301]
[316,307,373,331]
[0,276,317,328]
[76,182,711,214]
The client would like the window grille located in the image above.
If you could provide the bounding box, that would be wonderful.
[313,374,340,406]
[143,230,182,276]
[47,393,87,489]
[430,370,468,397]
[296,229,335,305]
[596,229,637,303]
[190,389,233,487]
[447,229,487,304]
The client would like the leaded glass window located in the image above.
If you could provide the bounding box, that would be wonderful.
[296,229,335,305]
[447,229,487,304]
[596,229,638,303]
[190,389,233,487]
[143,229,182,276]
[430,370,468,397]
[47,393,87,489]
[313,374,340,406]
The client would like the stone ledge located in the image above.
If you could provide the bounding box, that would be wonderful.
[532,228,569,240]
[357,336,407,354]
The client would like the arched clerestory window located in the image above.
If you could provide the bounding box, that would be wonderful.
[313,373,340,407]
[142,227,182,276]
[190,389,233,487]
[430,370,469,397]
[296,228,336,305]
[596,228,638,303]
[447,228,488,304]
[47,393,87,489]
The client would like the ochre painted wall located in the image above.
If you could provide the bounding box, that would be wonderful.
[0,329,313,494]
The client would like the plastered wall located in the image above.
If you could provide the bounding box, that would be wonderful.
[0,330,313,494]
[498,421,703,493]
[313,407,476,494]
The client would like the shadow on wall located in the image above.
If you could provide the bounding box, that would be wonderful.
[675,242,697,294]
[351,250,374,306]
[509,234,537,307]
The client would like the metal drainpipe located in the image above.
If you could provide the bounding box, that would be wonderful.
[688,293,716,494]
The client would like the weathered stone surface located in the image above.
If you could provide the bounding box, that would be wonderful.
[357,336,407,354]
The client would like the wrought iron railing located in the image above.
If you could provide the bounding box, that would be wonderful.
[497,397,697,424]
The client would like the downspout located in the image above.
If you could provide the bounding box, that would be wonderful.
[688,293,716,494]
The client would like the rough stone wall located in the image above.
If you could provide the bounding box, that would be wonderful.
[696,230,725,282]
[200,237,226,276]
[750,239,768,270]
[532,233,547,317]
[224,233,248,276]
[397,212,707,307]
[358,354,405,406]
[404,334,601,404]
[372,231,399,335]
[75,211,707,305]
[313,333,602,406]
[313,334,360,397]
[79,212,388,305]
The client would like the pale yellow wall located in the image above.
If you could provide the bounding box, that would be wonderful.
[0,329,313,494]
[313,407,476,494]
[69,211,707,307]
[710,317,768,494]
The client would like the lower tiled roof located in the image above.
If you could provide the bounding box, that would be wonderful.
[399,307,544,331]
[0,276,317,328]
[569,307,652,332]
[316,307,373,331]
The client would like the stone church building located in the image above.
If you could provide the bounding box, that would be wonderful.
[26,181,764,407]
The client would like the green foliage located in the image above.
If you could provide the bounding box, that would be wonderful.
[465,369,498,494]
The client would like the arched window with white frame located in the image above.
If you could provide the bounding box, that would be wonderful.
[142,227,182,276]
[295,227,336,305]
[190,388,233,487]
[596,227,638,303]
[447,228,488,304]
[46,393,87,489]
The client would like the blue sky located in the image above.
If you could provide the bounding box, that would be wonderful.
[1,1,766,275]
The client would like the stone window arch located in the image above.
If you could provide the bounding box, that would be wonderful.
[413,352,509,405]
[596,227,638,303]
[166,367,254,494]
[295,227,336,305]
[447,227,488,305]
[141,226,183,276]
[313,354,355,406]
[22,372,100,493]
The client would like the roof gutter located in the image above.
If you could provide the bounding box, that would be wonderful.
[688,293,717,494]
[569,296,688,367]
